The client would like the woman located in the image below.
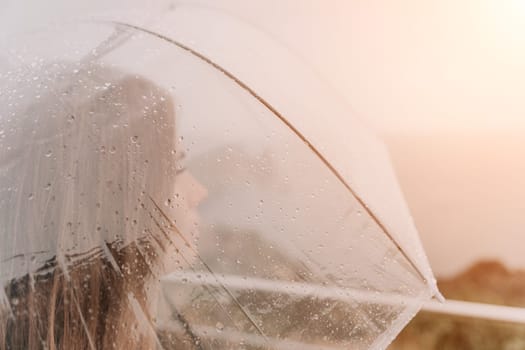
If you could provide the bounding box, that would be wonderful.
[0,63,206,349]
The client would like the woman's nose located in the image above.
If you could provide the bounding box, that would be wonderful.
[175,171,208,208]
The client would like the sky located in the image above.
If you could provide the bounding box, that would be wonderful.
[160,0,525,133]
[1,0,525,276]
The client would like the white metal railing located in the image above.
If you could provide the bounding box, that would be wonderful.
[159,271,525,349]
[421,299,525,323]
[162,271,525,324]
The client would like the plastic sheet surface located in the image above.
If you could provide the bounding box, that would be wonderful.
[0,21,437,349]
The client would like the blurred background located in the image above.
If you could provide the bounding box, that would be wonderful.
[2,1,525,348]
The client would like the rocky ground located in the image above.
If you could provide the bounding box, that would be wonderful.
[389,261,525,350]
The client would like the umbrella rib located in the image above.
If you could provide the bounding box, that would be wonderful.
[148,196,271,344]
[105,21,428,286]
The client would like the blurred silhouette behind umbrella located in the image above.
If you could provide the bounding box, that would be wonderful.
[0,63,205,349]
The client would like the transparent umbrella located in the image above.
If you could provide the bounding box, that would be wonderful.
[0,11,440,350]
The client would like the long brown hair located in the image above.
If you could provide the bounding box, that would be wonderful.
[0,63,185,349]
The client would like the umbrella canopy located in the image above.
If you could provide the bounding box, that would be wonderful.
[0,12,440,350]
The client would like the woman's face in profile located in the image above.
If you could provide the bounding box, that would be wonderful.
[166,168,208,269]
[0,62,209,278]
[0,62,212,349]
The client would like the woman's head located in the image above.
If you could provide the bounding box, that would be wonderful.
[0,63,203,349]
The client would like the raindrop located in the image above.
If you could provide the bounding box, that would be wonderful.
[130,135,139,143]
[215,322,224,332]
[44,150,53,158]
[44,183,51,190]
[28,193,34,200]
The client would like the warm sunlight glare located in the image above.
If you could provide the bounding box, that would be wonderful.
[484,0,525,44]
